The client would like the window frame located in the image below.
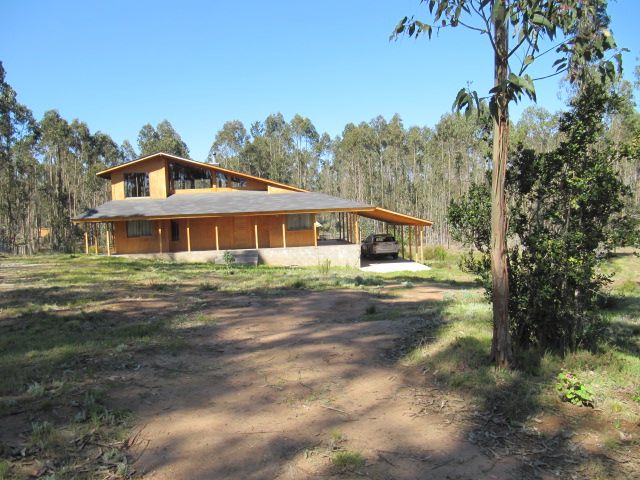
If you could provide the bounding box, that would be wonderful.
[287,214,313,231]
[124,172,150,198]
[126,220,153,238]
[169,162,213,191]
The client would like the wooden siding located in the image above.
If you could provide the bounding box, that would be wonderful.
[267,185,296,193]
[111,156,168,200]
[114,214,313,254]
[113,219,170,254]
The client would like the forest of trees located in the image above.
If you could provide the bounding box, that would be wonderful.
[0,60,638,254]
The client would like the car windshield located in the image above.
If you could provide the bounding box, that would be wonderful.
[373,235,395,242]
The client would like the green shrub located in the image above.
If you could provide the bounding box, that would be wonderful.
[555,371,594,407]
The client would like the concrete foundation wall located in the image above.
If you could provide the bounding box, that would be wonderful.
[119,244,361,268]
[257,244,360,268]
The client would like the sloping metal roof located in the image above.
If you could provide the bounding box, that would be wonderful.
[75,191,373,221]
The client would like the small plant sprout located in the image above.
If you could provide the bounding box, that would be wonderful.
[223,251,236,273]
[318,259,331,275]
[556,371,594,408]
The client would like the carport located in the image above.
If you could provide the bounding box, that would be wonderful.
[354,207,433,263]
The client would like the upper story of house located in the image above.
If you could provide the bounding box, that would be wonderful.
[96,152,304,201]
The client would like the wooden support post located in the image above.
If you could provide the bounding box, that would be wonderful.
[420,226,424,263]
[401,226,405,259]
[355,216,360,243]
[345,213,349,243]
[94,225,99,255]
[349,214,353,243]
[340,212,343,240]
[254,222,259,249]
[346,213,350,243]
[282,220,287,248]
[84,230,89,255]
[409,226,413,260]
[351,214,355,243]
[158,224,163,254]
[313,215,318,247]
[215,224,219,250]
[106,227,111,256]
[186,220,191,252]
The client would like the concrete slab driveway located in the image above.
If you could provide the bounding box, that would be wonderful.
[360,256,431,273]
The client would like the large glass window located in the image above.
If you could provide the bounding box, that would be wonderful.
[216,172,228,188]
[169,162,213,190]
[124,173,150,197]
[231,176,247,188]
[127,220,152,237]
[287,214,312,231]
[171,220,180,241]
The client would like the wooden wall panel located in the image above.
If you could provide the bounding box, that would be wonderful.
[113,214,315,254]
[189,218,216,251]
[109,157,167,200]
[233,216,253,249]
[113,220,169,254]
[111,172,124,200]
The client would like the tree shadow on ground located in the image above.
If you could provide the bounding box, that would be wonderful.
[1,260,636,479]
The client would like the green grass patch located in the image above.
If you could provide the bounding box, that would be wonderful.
[332,450,365,471]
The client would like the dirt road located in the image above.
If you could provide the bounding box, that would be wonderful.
[120,285,514,479]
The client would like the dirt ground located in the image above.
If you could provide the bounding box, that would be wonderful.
[104,284,520,480]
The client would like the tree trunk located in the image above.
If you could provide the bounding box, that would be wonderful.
[490,1,513,367]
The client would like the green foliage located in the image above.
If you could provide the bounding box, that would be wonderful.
[422,245,448,262]
[393,0,622,119]
[332,450,365,471]
[448,182,491,253]
[137,120,190,158]
[449,83,631,354]
[556,371,594,407]
[0,460,10,480]
[223,251,236,273]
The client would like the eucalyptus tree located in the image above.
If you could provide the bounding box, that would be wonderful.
[263,113,294,184]
[121,140,137,161]
[38,110,76,251]
[512,106,561,153]
[137,120,190,158]
[394,0,622,366]
[290,114,320,189]
[208,120,248,169]
[0,61,38,253]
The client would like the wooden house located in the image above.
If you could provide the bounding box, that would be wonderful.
[74,153,432,266]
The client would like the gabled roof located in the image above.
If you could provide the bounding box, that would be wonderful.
[75,190,373,222]
[96,152,305,192]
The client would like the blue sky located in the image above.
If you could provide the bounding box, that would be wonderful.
[3,0,639,160]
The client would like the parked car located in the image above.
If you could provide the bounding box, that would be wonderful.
[361,234,399,259]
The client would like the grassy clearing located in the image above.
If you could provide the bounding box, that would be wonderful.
[0,253,441,478]
[1,250,637,477]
